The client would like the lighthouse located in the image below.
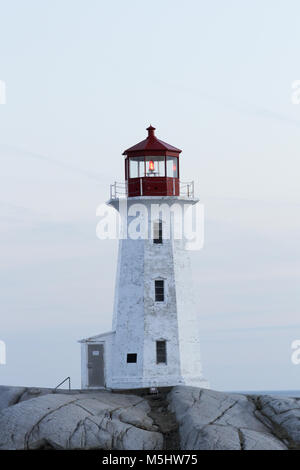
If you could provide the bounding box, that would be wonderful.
[79,126,209,390]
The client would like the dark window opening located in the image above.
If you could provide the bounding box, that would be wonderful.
[153,220,163,244]
[156,341,167,364]
[127,353,137,363]
[155,280,164,302]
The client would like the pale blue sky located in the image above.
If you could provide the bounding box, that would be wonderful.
[0,0,300,390]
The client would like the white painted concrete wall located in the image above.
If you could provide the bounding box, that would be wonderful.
[106,197,209,389]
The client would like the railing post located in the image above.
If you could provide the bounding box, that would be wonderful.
[109,181,129,199]
[140,177,143,196]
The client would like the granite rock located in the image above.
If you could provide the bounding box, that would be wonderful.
[168,387,290,450]
[1,385,300,450]
[0,390,163,450]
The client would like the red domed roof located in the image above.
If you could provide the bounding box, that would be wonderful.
[123,126,182,156]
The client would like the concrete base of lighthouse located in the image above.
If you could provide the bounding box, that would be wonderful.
[79,331,209,390]
[108,376,210,390]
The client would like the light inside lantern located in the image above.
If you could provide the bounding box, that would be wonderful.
[149,160,155,171]
[173,164,177,171]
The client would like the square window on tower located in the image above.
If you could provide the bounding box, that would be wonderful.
[127,353,137,363]
[155,280,164,302]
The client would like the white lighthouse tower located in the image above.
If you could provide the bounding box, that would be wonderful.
[80,126,209,390]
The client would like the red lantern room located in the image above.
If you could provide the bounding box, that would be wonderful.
[123,126,182,197]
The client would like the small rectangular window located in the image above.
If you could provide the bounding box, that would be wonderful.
[127,353,137,363]
[153,220,163,244]
[156,341,167,364]
[155,280,164,302]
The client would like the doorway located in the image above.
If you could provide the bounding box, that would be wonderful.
[87,344,105,387]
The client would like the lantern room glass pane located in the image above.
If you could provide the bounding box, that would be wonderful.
[166,157,178,178]
[145,156,165,177]
[129,157,145,178]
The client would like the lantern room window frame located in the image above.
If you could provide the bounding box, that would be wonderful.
[126,155,179,180]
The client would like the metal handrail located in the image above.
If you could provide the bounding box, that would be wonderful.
[110,180,195,199]
[54,376,71,391]
[179,181,195,198]
[110,181,127,199]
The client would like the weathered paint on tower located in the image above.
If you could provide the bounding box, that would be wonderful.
[79,127,209,390]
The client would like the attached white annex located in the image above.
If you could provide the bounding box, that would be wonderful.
[79,126,209,390]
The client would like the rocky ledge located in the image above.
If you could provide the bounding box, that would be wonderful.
[169,387,300,450]
[0,385,299,450]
